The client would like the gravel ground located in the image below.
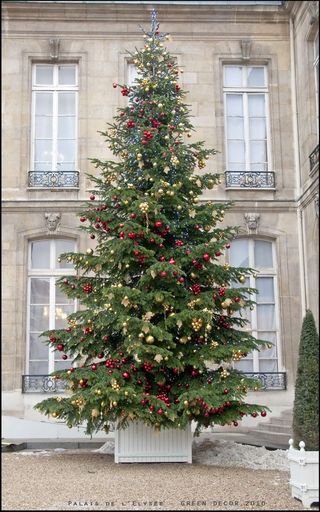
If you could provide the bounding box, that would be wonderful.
[2,449,306,511]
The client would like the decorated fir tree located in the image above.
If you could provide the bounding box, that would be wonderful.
[35,12,268,435]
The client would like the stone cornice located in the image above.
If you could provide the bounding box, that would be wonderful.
[2,2,289,27]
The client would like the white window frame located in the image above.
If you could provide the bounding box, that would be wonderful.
[26,238,77,375]
[31,63,79,174]
[223,65,272,174]
[229,238,282,373]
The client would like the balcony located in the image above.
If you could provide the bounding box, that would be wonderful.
[28,170,79,188]
[309,144,319,176]
[225,171,275,189]
[22,372,286,393]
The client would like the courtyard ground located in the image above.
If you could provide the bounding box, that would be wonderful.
[1,438,308,511]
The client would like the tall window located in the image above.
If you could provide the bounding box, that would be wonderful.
[223,65,271,183]
[127,63,138,86]
[27,239,76,375]
[30,64,78,186]
[229,239,279,373]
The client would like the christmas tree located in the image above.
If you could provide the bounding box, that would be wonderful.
[35,11,268,435]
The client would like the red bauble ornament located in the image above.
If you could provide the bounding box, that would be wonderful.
[234,297,240,303]
[127,120,135,128]
[154,221,162,229]
[191,284,201,295]
[90,194,95,200]
[175,240,184,247]
[57,344,64,351]
[62,354,68,360]
[122,372,130,380]
[218,287,225,296]
[225,244,231,249]
[223,389,229,394]
[97,353,104,359]
[261,410,267,417]
[102,335,109,342]
[80,216,86,222]
[160,271,168,278]
[233,421,238,427]
[178,276,185,283]
[91,363,97,371]
[251,412,258,418]
[215,251,222,257]
[90,234,95,239]
[202,253,211,262]
[169,258,176,264]
[157,408,164,415]
[130,213,136,219]
[121,87,130,96]
[49,336,57,343]
[112,83,117,88]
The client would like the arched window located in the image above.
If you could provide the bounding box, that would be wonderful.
[27,238,76,375]
[229,238,280,372]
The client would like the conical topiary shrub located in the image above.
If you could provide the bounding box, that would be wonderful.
[292,310,319,451]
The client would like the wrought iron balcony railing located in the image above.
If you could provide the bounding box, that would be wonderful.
[22,372,286,393]
[309,144,319,176]
[225,171,275,189]
[28,170,79,188]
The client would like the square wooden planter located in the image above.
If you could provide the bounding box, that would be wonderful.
[288,440,319,508]
[115,421,192,463]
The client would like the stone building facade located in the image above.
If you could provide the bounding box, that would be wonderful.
[2,1,319,437]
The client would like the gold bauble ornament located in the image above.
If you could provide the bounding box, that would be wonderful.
[91,408,100,418]
[207,179,214,189]
[239,276,246,283]
[146,335,155,344]
[86,248,93,255]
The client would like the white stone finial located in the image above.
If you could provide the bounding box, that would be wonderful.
[299,441,305,451]
[289,438,294,449]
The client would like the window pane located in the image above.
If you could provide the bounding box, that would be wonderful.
[250,141,267,163]
[248,94,265,117]
[58,116,75,139]
[259,332,277,358]
[55,239,75,268]
[29,361,49,375]
[55,305,74,329]
[249,118,266,140]
[34,162,52,172]
[35,139,52,163]
[57,162,76,172]
[226,94,243,116]
[228,162,246,172]
[35,116,53,139]
[257,304,275,330]
[228,140,245,162]
[227,117,244,139]
[31,240,51,269]
[58,65,76,85]
[256,277,274,303]
[35,93,53,116]
[254,240,273,268]
[58,92,75,115]
[55,285,74,305]
[128,64,138,86]
[57,140,75,163]
[234,359,254,372]
[29,333,48,359]
[30,305,50,331]
[251,162,267,172]
[259,359,278,372]
[247,67,265,87]
[54,360,72,370]
[30,278,50,304]
[224,67,242,87]
[229,239,249,267]
[35,66,53,85]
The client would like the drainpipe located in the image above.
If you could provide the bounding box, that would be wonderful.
[290,16,307,314]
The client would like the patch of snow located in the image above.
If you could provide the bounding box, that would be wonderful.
[92,440,115,454]
[193,436,289,471]
[18,450,51,456]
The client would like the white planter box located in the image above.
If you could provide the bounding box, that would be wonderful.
[288,439,319,508]
[115,421,192,463]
